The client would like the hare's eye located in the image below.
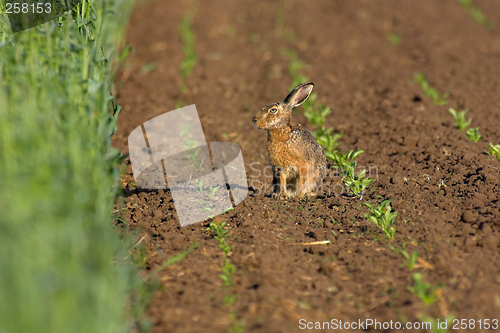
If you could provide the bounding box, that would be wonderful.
[269,108,278,114]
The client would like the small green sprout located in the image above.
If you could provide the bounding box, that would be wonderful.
[196,179,204,193]
[402,250,420,270]
[207,221,233,249]
[303,94,331,126]
[413,73,449,106]
[328,150,374,198]
[197,181,220,198]
[457,0,494,30]
[362,199,397,240]
[220,259,236,287]
[140,62,156,73]
[344,169,375,199]
[223,294,237,306]
[312,127,343,152]
[281,48,310,89]
[199,202,215,219]
[437,179,447,194]
[386,33,401,46]
[466,127,482,142]
[388,243,419,270]
[407,273,443,306]
[448,108,471,131]
[488,143,500,161]
[223,207,234,214]
[207,185,220,199]
[228,314,246,333]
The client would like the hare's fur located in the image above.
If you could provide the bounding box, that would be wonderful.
[253,82,327,198]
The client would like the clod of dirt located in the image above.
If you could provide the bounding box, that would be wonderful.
[461,211,475,223]
[464,236,478,248]
[319,261,339,275]
[460,224,474,236]
[481,235,500,249]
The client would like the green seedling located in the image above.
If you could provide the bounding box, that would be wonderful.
[388,242,406,254]
[303,94,331,126]
[466,127,482,142]
[199,202,216,219]
[386,33,401,46]
[207,221,232,255]
[313,127,343,152]
[289,60,310,89]
[413,73,449,106]
[228,312,246,333]
[402,250,420,270]
[448,108,471,131]
[344,168,375,199]
[223,207,235,214]
[183,136,203,170]
[140,62,156,73]
[328,150,374,198]
[457,0,494,29]
[488,143,500,161]
[196,179,204,193]
[220,259,236,287]
[407,273,443,306]
[179,9,197,78]
[146,242,199,279]
[223,294,237,306]
[327,149,363,173]
[281,48,310,89]
[207,185,220,199]
[206,221,236,287]
[362,199,397,240]
[437,179,447,195]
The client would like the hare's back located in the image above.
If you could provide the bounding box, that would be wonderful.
[289,124,324,156]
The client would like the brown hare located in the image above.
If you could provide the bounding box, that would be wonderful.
[253,82,327,198]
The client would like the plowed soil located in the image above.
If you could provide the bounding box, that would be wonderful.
[112,1,500,332]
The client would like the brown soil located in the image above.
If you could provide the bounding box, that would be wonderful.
[112,1,500,332]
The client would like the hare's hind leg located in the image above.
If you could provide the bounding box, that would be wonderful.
[297,163,317,197]
[297,168,307,197]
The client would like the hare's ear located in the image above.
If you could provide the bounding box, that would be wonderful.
[283,82,314,108]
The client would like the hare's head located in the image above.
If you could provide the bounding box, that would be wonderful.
[253,82,314,130]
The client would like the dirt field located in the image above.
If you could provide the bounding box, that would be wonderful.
[112,1,500,332]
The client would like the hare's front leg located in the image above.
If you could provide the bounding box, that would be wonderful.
[272,168,288,199]
[279,171,288,198]
[272,168,280,196]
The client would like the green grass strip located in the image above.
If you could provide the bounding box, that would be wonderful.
[180,8,197,78]
[0,1,136,332]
